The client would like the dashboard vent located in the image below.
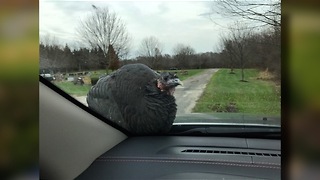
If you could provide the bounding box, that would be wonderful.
[181,149,281,157]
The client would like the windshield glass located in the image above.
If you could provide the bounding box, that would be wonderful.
[39,0,281,134]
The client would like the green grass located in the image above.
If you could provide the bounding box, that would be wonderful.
[193,69,281,115]
[53,81,91,96]
[53,69,109,96]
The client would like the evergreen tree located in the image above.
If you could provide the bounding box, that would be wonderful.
[107,44,120,71]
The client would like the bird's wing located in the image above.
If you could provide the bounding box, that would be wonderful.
[134,91,177,134]
[86,75,126,128]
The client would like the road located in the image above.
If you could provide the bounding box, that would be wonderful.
[74,69,219,115]
[174,69,218,115]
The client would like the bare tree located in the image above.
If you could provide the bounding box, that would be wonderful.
[40,34,60,47]
[212,1,281,81]
[138,36,163,57]
[219,34,236,74]
[173,44,195,56]
[137,36,163,69]
[212,0,281,28]
[172,43,196,69]
[76,6,131,69]
[227,22,253,81]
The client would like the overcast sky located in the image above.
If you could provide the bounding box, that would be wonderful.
[40,0,240,58]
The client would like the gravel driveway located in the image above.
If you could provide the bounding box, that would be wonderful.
[74,68,218,115]
[174,69,218,115]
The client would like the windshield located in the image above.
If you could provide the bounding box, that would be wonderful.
[39,0,281,135]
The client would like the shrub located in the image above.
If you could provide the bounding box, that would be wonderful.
[91,77,99,86]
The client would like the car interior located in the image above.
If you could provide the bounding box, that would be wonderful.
[39,78,280,179]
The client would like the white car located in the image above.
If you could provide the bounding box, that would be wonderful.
[40,73,55,81]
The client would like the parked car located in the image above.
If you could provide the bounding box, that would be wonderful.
[40,69,55,82]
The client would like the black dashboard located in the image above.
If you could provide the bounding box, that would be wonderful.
[76,136,280,179]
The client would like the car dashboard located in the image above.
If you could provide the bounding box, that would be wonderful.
[76,136,280,179]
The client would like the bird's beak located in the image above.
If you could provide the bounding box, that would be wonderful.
[169,78,183,87]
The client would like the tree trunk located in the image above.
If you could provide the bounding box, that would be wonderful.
[240,54,245,81]
[241,68,244,81]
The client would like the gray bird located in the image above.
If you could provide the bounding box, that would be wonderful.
[87,63,182,135]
